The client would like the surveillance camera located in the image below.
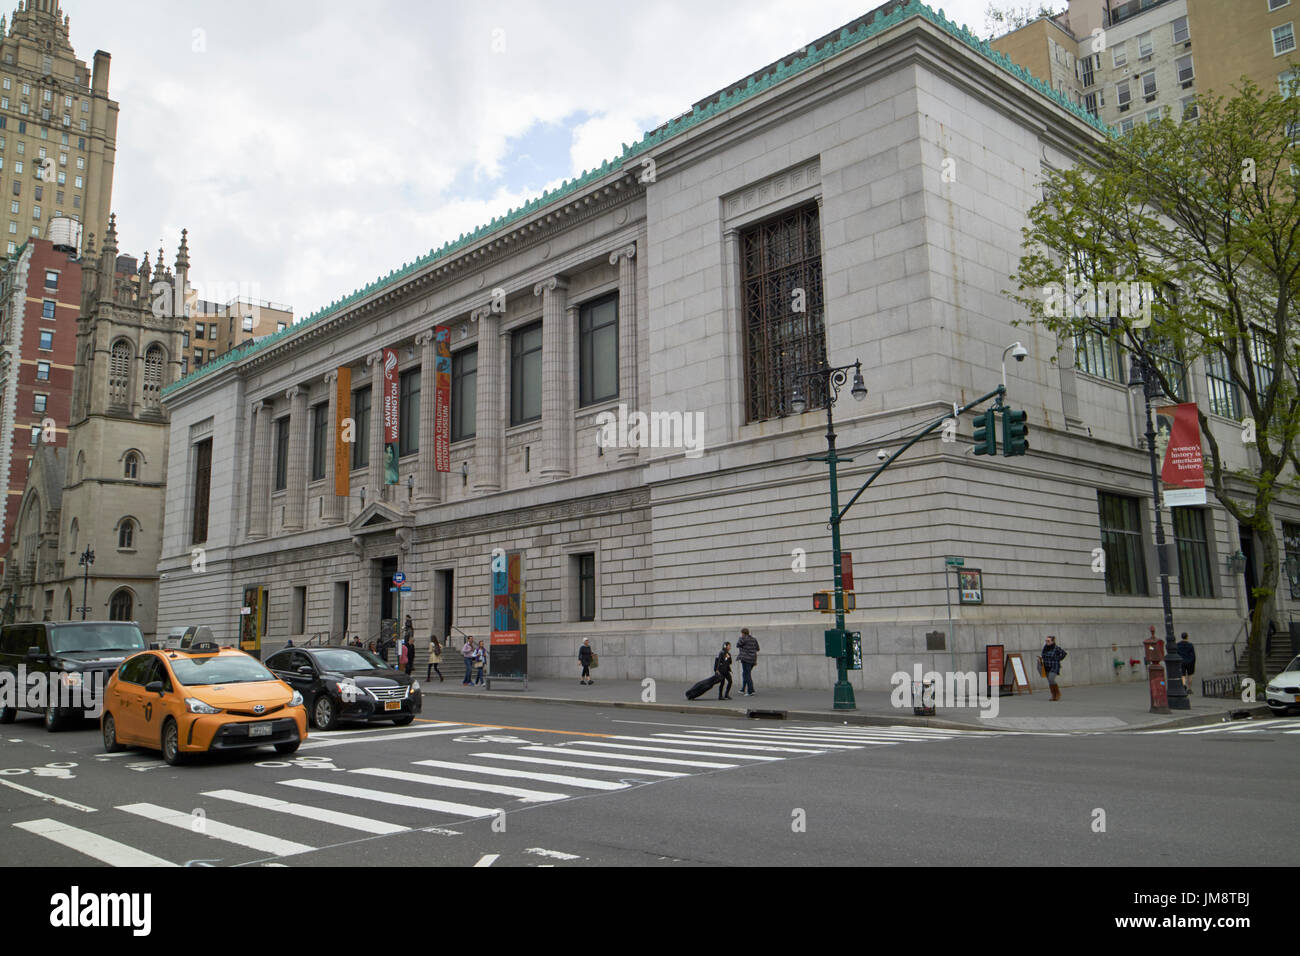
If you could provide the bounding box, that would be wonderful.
[1012,344,1029,362]
[876,448,888,461]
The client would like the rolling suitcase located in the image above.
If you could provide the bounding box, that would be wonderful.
[685,673,721,700]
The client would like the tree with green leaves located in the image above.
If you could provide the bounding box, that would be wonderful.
[1009,79,1300,685]
[983,2,1064,37]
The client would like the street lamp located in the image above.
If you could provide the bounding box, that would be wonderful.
[1127,352,1188,711]
[792,359,867,710]
[75,545,94,621]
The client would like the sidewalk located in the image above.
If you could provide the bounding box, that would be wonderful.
[422,675,1273,732]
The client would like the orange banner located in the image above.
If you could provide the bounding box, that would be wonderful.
[334,366,351,497]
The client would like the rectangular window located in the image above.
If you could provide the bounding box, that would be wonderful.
[1073,331,1118,381]
[578,292,619,407]
[510,321,543,425]
[1079,54,1094,87]
[1113,42,1127,68]
[194,323,204,339]
[1141,71,1157,97]
[741,202,827,422]
[310,401,328,482]
[181,331,189,348]
[73,175,81,188]
[1117,80,1131,110]
[35,360,49,380]
[193,351,203,367]
[1098,492,1149,596]
[1182,95,1199,120]
[1284,522,1300,600]
[29,425,39,445]
[1272,0,1291,11]
[1282,68,1300,97]
[1205,353,1241,418]
[351,385,371,469]
[578,553,596,622]
[1138,32,1152,58]
[1173,508,1214,598]
[1176,55,1194,84]
[41,299,53,318]
[1250,327,1275,393]
[181,358,187,375]
[1084,91,1099,117]
[451,347,477,441]
[191,438,212,545]
[32,393,45,413]
[273,416,290,492]
[38,329,52,350]
[242,315,253,332]
[291,586,307,635]
[1275,23,1296,55]
[31,205,39,220]
[398,367,420,456]
[1172,15,1189,43]
[43,269,56,290]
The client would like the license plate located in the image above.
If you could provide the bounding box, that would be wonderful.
[384,700,400,711]
[248,722,273,737]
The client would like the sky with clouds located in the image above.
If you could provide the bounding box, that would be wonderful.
[56,0,999,317]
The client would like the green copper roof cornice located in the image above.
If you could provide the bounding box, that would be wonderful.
[163,0,1108,399]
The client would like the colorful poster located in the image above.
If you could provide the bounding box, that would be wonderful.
[334,366,351,497]
[958,568,983,604]
[490,551,527,682]
[1156,403,1206,507]
[434,326,451,473]
[383,348,399,485]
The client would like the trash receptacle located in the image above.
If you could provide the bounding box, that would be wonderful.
[913,680,936,716]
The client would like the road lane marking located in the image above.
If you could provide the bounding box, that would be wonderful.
[525,847,580,860]
[15,818,176,867]
[118,802,315,857]
[633,734,830,753]
[414,758,629,791]
[313,722,470,737]
[299,726,505,750]
[433,720,614,738]
[0,778,97,812]
[202,789,409,835]
[278,778,502,818]
[474,854,498,866]
[668,732,880,748]
[521,746,736,769]
[573,741,782,761]
[471,752,687,778]
[350,767,568,803]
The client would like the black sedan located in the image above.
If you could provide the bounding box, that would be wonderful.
[265,646,422,731]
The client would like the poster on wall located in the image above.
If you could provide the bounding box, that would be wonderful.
[958,568,983,605]
[383,348,399,485]
[490,550,527,682]
[1156,402,1206,506]
[434,326,451,473]
[334,366,351,497]
[240,586,263,657]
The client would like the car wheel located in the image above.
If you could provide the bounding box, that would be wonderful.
[312,695,338,731]
[161,718,185,766]
[101,713,124,753]
[391,715,414,726]
[44,706,67,732]
[274,741,300,755]
[0,702,15,724]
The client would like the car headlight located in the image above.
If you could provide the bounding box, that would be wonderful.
[185,697,220,714]
[412,680,420,693]
[290,690,303,707]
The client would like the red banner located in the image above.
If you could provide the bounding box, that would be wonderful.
[1156,403,1205,506]
[434,326,451,473]
[383,348,399,484]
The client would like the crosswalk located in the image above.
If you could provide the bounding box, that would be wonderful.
[1139,717,1300,736]
[10,721,994,867]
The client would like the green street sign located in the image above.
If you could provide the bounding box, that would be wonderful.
[945,556,964,567]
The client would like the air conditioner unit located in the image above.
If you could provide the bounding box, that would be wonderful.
[1183,41,1192,49]
[1144,94,1157,102]
[1139,54,1152,62]
[1119,103,1130,112]
[1181,80,1193,89]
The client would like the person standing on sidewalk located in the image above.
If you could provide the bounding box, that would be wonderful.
[398,637,410,674]
[1178,632,1196,694]
[736,628,760,697]
[427,633,444,682]
[715,642,734,700]
[473,640,487,685]
[1041,635,1066,700]
[461,636,476,685]
[578,638,594,685]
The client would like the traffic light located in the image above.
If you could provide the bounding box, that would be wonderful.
[1002,407,1029,456]
[973,408,997,455]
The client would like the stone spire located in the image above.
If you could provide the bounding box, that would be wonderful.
[138,249,151,285]
[102,213,118,258]
[174,228,189,273]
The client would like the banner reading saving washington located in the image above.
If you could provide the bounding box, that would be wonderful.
[1156,402,1206,507]
[434,326,451,473]
[383,348,399,485]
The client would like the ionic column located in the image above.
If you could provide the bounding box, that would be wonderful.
[283,385,308,530]
[416,329,442,504]
[366,349,386,502]
[248,400,272,538]
[610,243,639,462]
[535,276,570,479]
[323,370,345,522]
[473,306,503,493]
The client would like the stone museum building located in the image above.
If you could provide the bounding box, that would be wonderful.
[155,1,1299,689]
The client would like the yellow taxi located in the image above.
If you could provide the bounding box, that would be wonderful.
[100,642,308,765]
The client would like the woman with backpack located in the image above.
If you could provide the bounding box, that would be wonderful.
[578,638,594,685]
[427,633,444,682]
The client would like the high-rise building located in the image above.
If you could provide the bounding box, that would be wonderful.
[0,0,118,257]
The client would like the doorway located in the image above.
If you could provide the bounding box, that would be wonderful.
[378,556,398,621]
[333,581,349,642]
[433,569,455,640]
[1239,525,1258,617]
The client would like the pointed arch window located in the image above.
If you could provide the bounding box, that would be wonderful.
[142,344,164,406]
[109,340,131,405]
[117,518,134,550]
[108,589,133,621]
[69,517,78,552]
[124,452,138,479]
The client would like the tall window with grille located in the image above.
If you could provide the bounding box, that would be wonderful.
[1172,507,1213,598]
[1098,492,1149,595]
[1284,522,1300,601]
[1204,353,1240,418]
[741,202,827,422]
[191,438,211,545]
[1250,327,1274,394]
[108,340,131,406]
[1073,329,1119,381]
[141,344,164,407]
[399,368,421,455]
[273,416,290,492]
[310,402,328,482]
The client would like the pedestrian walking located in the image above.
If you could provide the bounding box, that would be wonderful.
[403,637,415,676]
[427,633,444,682]
[1178,632,1196,694]
[398,637,410,673]
[578,638,594,685]
[1040,635,1067,700]
[403,615,414,645]
[736,627,760,697]
[473,640,487,685]
[715,641,733,700]
[461,636,475,685]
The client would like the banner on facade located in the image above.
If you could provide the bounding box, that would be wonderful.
[383,348,399,485]
[434,326,451,473]
[490,550,527,682]
[1156,402,1206,506]
[240,586,264,658]
[334,366,351,497]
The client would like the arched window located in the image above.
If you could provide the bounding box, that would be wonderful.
[68,517,78,553]
[142,344,164,405]
[109,340,131,405]
[124,452,138,479]
[75,450,85,482]
[108,589,133,621]
[117,518,134,550]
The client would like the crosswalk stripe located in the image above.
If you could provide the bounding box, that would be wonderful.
[691,728,939,743]
[202,789,409,835]
[522,745,736,769]
[661,732,863,749]
[617,734,827,754]
[350,767,568,802]
[15,818,178,867]
[118,802,314,857]
[310,722,469,738]
[414,758,629,791]
[300,726,505,750]
[278,778,502,818]
[755,725,961,737]
[1144,719,1296,735]
[574,741,782,761]
[471,753,688,778]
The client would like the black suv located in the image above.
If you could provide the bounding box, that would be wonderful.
[0,620,147,730]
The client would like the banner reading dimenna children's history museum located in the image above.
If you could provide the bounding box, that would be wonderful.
[434,326,451,473]
[383,348,399,485]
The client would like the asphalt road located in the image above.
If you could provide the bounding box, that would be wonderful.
[0,698,1295,867]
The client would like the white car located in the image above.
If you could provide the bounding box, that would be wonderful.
[1265,655,1300,715]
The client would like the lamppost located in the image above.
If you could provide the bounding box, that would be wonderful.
[76,546,94,621]
[792,360,868,710]
[1127,352,1188,710]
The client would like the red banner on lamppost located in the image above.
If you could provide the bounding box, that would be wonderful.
[434,326,451,473]
[383,348,399,485]
[1156,402,1205,506]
